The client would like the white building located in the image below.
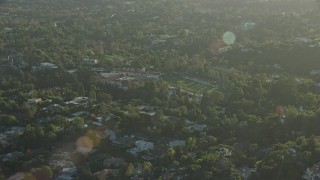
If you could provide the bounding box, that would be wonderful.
[40,62,58,69]
[65,97,89,105]
[293,37,313,45]
[219,46,232,53]
[244,22,256,31]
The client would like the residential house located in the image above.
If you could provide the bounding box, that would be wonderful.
[93,117,103,126]
[293,37,313,46]
[55,167,77,180]
[83,58,98,65]
[65,97,90,105]
[49,152,75,169]
[46,104,64,113]
[103,158,125,168]
[0,127,25,147]
[71,111,89,117]
[288,148,296,158]
[3,27,13,32]
[112,136,137,149]
[310,70,320,76]
[152,39,167,45]
[218,46,232,53]
[66,69,77,73]
[138,105,157,116]
[40,62,58,69]
[168,140,186,148]
[91,67,104,72]
[93,169,120,179]
[241,48,254,53]
[8,55,28,68]
[127,140,155,156]
[27,98,42,104]
[187,124,208,133]
[239,166,256,180]
[167,86,178,96]
[93,126,116,141]
[160,34,175,39]
[107,130,117,142]
[218,147,232,157]
[106,113,116,121]
[0,134,7,147]
[141,154,156,161]
[132,164,144,178]
[0,151,24,163]
[100,72,124,82]
[7,127,25,136]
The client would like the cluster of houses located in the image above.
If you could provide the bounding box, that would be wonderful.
[0,127,25,148]
[50,151,77,180]
[0,151,24,163]
[303,162,320,180]
[292,37,320,47]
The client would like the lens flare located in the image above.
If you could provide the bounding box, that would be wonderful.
[7,173,26,180]
[222,31,236,45]
[76,136,93,154]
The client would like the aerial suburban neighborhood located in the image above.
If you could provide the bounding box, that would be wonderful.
[0,0,320,179]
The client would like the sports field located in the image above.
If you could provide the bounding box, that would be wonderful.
[164,74,217,94]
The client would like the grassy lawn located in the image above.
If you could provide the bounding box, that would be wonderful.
[164,74,217,94]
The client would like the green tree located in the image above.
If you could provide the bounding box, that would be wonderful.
[187,137,197,150]
[89,90,96,101]
[125,163,135,177]
[52,115,67,127]
[143,162,153,176]
[23,173,36,180]
[270,78,298,104]
[73,117,85,129]
[0,115,17,126]
[97,92,112,104]
[167,148,176,160]
[285,106,298,119]
[32,166,53,180]
[21,102,36,119]
[47,132,57,141]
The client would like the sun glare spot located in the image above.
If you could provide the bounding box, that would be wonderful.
[76,136,94,154]
[7,172,26,180]
[222,31,236,45]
